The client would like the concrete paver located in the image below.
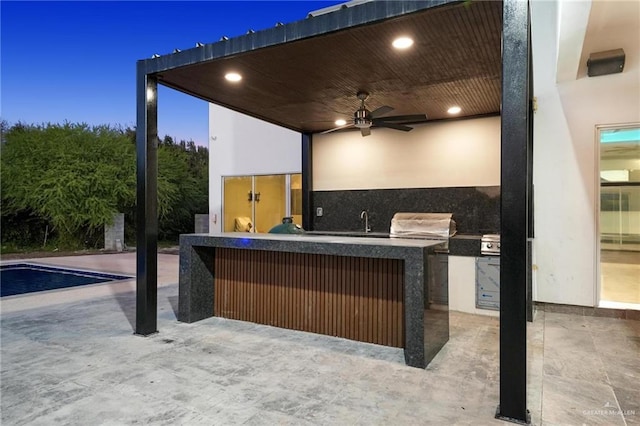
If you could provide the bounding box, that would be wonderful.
[1,253,638,425]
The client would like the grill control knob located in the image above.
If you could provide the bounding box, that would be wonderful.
[486,243,493,249]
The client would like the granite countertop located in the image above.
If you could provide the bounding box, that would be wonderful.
[451,234,483,240]
[449,234,482,256]
[182,232,481,256]
[308,230,483,239]
[307,231,483,256]
[184,232,445,249]
[305,230,390,238]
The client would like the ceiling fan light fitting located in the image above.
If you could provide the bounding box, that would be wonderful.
[354,118,372,129]
[354,108,372,128]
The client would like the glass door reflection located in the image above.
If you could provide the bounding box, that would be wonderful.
[254,174,286,233]
[223,173,298,233]
[223,176,253,232]
[598,125,640,307]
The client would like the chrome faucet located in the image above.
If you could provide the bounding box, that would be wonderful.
[360,210,371,233]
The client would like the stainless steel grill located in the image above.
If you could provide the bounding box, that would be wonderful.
[481,234,500,256]
[389,213,456,249]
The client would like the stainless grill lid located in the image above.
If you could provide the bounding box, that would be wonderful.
[389,213,456,239]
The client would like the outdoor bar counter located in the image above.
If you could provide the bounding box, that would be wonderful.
[178,232,449,368]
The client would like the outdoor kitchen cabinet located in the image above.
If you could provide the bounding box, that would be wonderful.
[476,256,500,310]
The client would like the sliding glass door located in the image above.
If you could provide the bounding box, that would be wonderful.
[598,125,640,307]
[222,176,253,232]
[222,173,302,233]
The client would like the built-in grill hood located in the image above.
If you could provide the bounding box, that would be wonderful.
[389,213,457,240]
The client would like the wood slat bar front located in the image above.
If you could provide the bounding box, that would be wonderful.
[213,247,405,348]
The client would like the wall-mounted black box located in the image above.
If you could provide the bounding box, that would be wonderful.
[587,48,625,77]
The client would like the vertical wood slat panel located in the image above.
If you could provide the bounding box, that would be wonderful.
[212,248,404,348]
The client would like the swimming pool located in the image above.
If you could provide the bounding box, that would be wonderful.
[0,263,132,297]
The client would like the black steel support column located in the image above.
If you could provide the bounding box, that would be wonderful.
[526,26,535,324]
[497,0,531,423]
[302,132,313,231]
[135,65,158,336]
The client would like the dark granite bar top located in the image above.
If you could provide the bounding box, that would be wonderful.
[180,232,446,259]
[179,232,449,369]
[305,231,482,257]
[305,230,390,238]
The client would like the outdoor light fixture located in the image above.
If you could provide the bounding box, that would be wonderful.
[151,54,160,58]
[146,88,155,101]
[447,106,461,114]
[246,29,255,34]
[220,36,229,41]
[587,48,625,77]
[173,48,181,53]
[225,72,242,82]
[195,42,204,47]
[335,119,347,126]
[392,37,414,49]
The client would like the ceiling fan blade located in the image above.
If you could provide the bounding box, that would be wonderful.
[319,123,354,135]
[361,127,371,137]
[374,114,427,122]
[370,105,394,119]
[318,123,353,135]
[375,122,413,132]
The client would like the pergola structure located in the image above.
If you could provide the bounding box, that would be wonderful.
[135,1,533,423]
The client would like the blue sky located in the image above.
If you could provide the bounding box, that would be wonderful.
[1,1,343,146]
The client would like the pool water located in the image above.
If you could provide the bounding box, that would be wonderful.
[0,263,132,297]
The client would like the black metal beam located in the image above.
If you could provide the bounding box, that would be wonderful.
[497,0,531,423]
[140,0,454,75]
[135,65,158,336]
[302,132,313,231]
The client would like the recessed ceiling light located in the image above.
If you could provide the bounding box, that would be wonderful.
[392,37,414,49]
[335,119,347,126]
[225,72,242,82]
[448,106,462,114]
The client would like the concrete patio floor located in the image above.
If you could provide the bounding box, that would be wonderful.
[1,253,638,425]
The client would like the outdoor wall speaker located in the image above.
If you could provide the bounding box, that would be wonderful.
[587,48,625,77]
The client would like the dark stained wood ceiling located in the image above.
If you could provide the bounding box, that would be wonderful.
[157,1,502,134]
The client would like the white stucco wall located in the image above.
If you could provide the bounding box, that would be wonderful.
[313,116,501,190]
[208,104,301,233]
[531,0,640,306]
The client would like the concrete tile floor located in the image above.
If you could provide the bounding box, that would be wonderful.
[1,253,638,425]
[600,250,640,305]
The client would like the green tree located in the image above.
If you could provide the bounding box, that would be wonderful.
[1,122,136,248]
[156,136,209,241]
[1,122,209,250]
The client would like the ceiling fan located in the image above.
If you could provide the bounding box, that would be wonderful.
[321,91,427,137]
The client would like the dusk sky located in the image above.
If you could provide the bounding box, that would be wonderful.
[1,1,344,146]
